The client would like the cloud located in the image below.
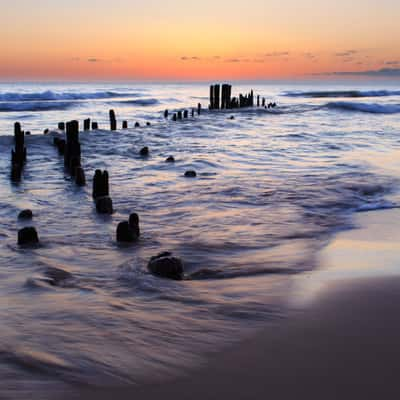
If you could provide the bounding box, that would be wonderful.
[303,52,317,59]
[385,60,400,66]
[314,68,400,77]
[335,50,358,57]
[181,56,201,61]
[225,58,242,63]
[265,51,289,57]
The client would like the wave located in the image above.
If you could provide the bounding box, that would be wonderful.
[325,101,400,114]
[0,90,139,102]
[0,101,76,112]
[284,90,400,98]
[111,98,159,106]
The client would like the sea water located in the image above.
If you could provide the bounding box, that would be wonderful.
[0,81,399,398]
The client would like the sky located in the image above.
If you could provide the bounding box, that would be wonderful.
[1,0,399,80]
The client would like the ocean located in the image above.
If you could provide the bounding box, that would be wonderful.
[0,81,399,398]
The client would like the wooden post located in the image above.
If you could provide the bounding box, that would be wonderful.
[177,111,182,120]
[262,98,266,107]
[172,113,177,121]
[122,121,128,129]
[191,108,195,117]
[58,122,65,131]
[84,118,91,131]
[64,120,81,169]
[92,122,98,130]
[214,84,220,109]
[109,110,117,131]
[257,95,260,107]
[209,85,214,110]
[183,110,188,118]
[197,103,201,115]
[164,110,169,118]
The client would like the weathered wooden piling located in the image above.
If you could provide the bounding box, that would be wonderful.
[122,121,128,129]
[75,167,86,186]
[12,122,26,167]
[257,95,260,107]
[197,103,201,115]
[58,122,65,131]
[64,120,81,169]
[177,111,183,120]
[84,119,91,131]
[191,108,195,117]
[262,98,266,107]
[214,84,220,109]
[209,86,214,110]
[135,122,140,128]
[172,114,177,121]
[93,170,113,214]
[183,110,188,119]
[164,110,169,118]
[92,122,98,130]
[92,170,109,199]
[109,110,117,131]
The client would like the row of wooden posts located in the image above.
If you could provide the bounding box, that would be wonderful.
[209,84,276,110]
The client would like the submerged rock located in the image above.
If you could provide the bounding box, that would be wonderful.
[96,196,113,214]
[148,252,184,280]
[43,267,73,287]
[18,227,39,246]
[140,147,149,157]
[166,156,175,163]
[184,170,197,178]
[18,209,33,220]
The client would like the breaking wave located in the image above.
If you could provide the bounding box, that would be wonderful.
[325,101,400,114]
[284,90,400,98]
[0,90,139,102]
[0,101,76,112]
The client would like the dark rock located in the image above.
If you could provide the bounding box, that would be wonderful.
[166,156,175,163]
[95,196,113,214]
[146,122,151,126]
[128,213,140,237]
[184,170,197,178]
[25,131,31,135]
[18,227,39,246]
[140,147,149,157]
[148,252,184,280]
[43,129,49,135]
[135,122,140,128]
[116,221,138,243]
[229,115,235,120]
[43,267,73,286]
[18,209,33,220]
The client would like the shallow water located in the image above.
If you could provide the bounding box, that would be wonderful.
[0,81,400,398]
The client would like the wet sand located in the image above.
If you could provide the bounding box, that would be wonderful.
[68,209,400,400]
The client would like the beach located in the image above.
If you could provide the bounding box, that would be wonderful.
[70,208,400,399]
[0,82,399,398]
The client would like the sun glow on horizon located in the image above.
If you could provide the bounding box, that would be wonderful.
[1,0,399,80]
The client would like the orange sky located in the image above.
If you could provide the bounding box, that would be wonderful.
[1,0,399,80]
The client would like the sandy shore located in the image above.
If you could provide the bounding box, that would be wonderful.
[67,209,400,400]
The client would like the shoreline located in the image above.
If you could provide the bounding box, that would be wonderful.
[67,208,400,399]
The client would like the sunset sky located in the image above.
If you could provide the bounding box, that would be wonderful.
[1,0,399,80]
